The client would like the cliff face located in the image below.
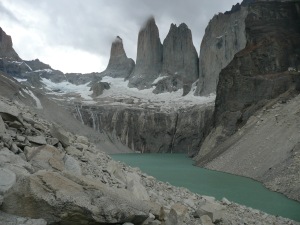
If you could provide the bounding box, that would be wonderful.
[0,27,20,60]
[73,104,213,154]
[195,5,248,96]
[128,17,163,89]
[100,36,135,78]
[196,1,300,162]
[153,23,199,95]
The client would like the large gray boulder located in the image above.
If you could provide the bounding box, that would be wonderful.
[0,168,16,195]
[99,36,135,78]
[2,171,159,224]
[90,81,110,97]
[154,23,198,95]
[0,115,6,134]
[128,17,163,89]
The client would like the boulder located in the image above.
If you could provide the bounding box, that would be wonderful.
[65,145,82,157]
[27,136,47,145]
[90,81,110,97]
[128,17,163,89]
[0,168,16,194]
[198,201,226,222]
[27,145,65,172]
[0,148,34,176]
[0,115,6,134]
[200,215,214,225]
[2,171,158,224]
[50,124,74,147]
[0,211,47,225]
[64,155,82,176]
[126,172,150,201]
[46,137,59,146]
[165,208,178,225]
[0,101,23,124]
[76,135,89,145]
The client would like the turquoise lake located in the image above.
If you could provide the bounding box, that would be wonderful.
[111,153,300,222]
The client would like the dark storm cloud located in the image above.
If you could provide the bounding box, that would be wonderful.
[2,0,241,68]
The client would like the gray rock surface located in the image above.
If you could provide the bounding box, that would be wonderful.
[0,211,47,225]
[128,17,163,89]
[154,23,198,95]
[195,0,300,202]
[195,4,248,96]
[0,27,20,60]
[0,168,16,194]
[74,104,214,154]
[90,81,110,97]
[0,115,6,134]
[99,36,135,78]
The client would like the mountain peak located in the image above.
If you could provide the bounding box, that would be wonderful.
[0,27,20,60]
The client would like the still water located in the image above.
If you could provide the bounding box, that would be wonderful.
[112,153,300,222]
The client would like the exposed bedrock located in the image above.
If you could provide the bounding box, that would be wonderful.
[73,105,214,154]
[195,2,300,200]
[195,3,248,96]
[100,36,135,78]
[0,27,20,61]
[153,23,199,95]
[128,17,163,89]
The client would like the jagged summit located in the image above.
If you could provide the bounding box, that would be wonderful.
[153,22,198,95]
[99,35,135,78]
[0,27,20,60]
[128,17,163,89]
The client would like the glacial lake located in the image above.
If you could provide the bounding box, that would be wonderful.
[111,153,300,222]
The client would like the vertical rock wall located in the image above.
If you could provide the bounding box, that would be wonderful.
[128,17,163,89]
[73,105,214,154]
[99,36,135,78]
[153,23,199,95]
[195,6,248,96]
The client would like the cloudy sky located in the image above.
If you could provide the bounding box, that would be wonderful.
[1,0,241,73]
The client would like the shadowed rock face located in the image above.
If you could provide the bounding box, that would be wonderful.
[196,1,300,162]
[100,36,135,78]
[215,1,300,134]
[153,23,198,95]
[0,28,20,60]
[128,17,163,89]
[73,104,214,154]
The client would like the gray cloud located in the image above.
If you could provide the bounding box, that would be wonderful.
[1,0,241,72]
[0,2,20,23]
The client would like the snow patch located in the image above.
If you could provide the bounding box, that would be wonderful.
[34,69,53,73]
[152,75,168,85]
[15,78,27,82]
[24,62,32,71]
[18,90,26,98]
[41,78,93,100]
[100,76,215,111]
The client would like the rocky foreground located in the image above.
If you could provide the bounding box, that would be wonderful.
[0,97,298,225]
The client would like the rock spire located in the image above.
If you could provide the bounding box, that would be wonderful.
[128,16,163,89]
